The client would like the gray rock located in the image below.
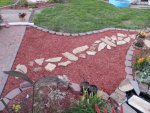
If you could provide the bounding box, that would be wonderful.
[35,58,44,66]
[101,38,116,47]
[45,63,56,71]
[69,83,80,92]
[33,67,42,72]
[63,33,71,36]
[56,32,63,35]
[130,80,140,95]
[121,103,137,113]
[79,33,86,36]
[139,83,149,93]
[125,67,133,75]
[62,52,78,61]
[71,34,79,36]
[98,42,106,51]
[86,51,97,55]
[126,54,132,61]
[5,88,21,99]
[49,30,56,34]
[119,79,133,92]
[126,75,133,80]
[45,57,62,62]
[86,31,93,35]
[125,60,132,67]
[73,45,89,54]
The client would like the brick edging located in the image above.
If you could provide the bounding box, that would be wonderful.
[31,25,141,37]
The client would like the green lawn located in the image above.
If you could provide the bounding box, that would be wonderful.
[0,0,14,7]
[34,0,150,33]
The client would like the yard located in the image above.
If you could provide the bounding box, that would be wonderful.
[34,0,150,33]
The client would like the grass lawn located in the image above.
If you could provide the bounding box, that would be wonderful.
[34,0,150,33]
[0,0,14,6]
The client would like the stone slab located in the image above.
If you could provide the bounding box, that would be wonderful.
[62,52,78,61]
[128,95,150,113]
[86,51,97,55]
[35,58,44,65]
[45,63,56,71]
[58,61,72,66]
[45,57,62,62]
[5,88,21,99]
[122,103,137,113]
[101,38,116,47]
[98,42,106,51]
[117,41,126,45]
[73,45,89,54]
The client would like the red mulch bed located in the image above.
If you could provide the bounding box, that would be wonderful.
[2,27,137,98]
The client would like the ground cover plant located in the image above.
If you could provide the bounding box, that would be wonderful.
[34,0,150,33]
[0,0,14,7]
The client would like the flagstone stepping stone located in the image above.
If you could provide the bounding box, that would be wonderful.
[33,67,42,72]
[15,64,27,74]
[124,37,131,43]
[129,34,136,39]
[107,45,111,49]
[117,33,127,37]
[122,103,137,113]
[79,54,86,58]
[128,95,150,113]
[45,57,62,62]
[62,52,78,61]
[0,98,9,111]
[45,63,56,71]
[5,88,21,100]
[35,58,44,65]
[117,41,126,45]
[73,45,89,54]
[110,88,127,105]
[118,37,124,40]
[119,79,133,92]
[144,39,150,48]
[86,51,97,55]
[111,35,117,40]
[101,38,116,47]
[130,80,140,95]
[98,42,106,51]
[58,61,72,66]
[105,36,111,40]
[94,40,101,44]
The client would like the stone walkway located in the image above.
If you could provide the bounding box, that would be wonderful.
[0,9,32,96]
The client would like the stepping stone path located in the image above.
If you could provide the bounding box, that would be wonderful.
[45,63,56,71]
[35,58,44,65]
[62,52,78,61]
[73,45,89,54]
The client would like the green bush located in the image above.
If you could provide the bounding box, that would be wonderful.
[65,91,105,113]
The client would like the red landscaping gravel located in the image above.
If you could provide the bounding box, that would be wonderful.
[2,27,137,97]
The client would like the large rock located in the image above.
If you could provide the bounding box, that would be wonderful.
[58,61,71,66]
[119,79,133,92]
[45,57,62,62]
[101,38,116,47]
[73,45,89,54]
[35,58,44,65]
[15,64,27,74]
[45,63,56,71]
[62,52,78,61]
[98,42,106,51]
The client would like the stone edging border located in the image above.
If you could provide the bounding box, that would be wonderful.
[31,25,141,37]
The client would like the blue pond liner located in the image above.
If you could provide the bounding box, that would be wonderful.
[109,0,131,8]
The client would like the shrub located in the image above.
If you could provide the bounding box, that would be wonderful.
[65,90,105,113]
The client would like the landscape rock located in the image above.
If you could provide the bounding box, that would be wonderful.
[110,88,127,105]
[35,58,44,65]
[117,33,127,37]
[45,57,62,62]
[101,38,116,47]
[79,54,86,58]
[58,61,72,66]
[117,41,126,45]
[124,37,131,43]
[73,45,89,54]
[130,80,140,95]
[15,64,27,74]
[5,88,21,100]
[107,45,111,49]
[98,42,106,51]
[33,67,42,72]
[69,83,80,92]
[121,103,137,113]
[45,63,56,71]
[62,52,78,61]
[139,83,149,93]
[86,51,97,55]
[119,79,133,92]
